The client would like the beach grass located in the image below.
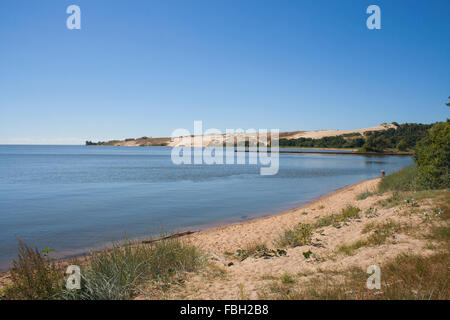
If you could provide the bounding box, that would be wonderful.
[378,165,419,192]
[3,236,203,300]
[356,190,374,200]
[259,252,449,300]
[275,223,313,248]
[313,205,361,229]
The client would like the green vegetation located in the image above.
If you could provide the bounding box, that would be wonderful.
[266,114,450,299]
[313,205,361,228]
[356,190,374,200]
[4,239,64,300]
[302,250,312,259]
[279,123,432,152]
[279,135,364,149]
[275,206,361,249]
[337,240,368,255]
[415,120,450,189]
[275,223,313,248]
[259,252,449,299]
[280,272,296,285]
[377,119,449,192]
[360,123,433,153]
[378,165,420,192]
[235,243,267,261]
[338,220,408,255]
[235,243,287,261]
[3,237,203,300]
[362,219,404,234]
[63,238,202,300]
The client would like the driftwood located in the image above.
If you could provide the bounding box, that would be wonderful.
[141,230,198,244]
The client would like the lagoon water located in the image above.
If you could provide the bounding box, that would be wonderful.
[0,145,413,269]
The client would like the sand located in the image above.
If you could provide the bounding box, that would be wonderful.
[286,124,396,140]
[159,177,434,299]
[167,124,396,147]
[2,176,436,300]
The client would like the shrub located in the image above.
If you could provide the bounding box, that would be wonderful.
[4,239,63,300]
[360,136,390,153]
[415,120,450,189]
[397,140,409,151]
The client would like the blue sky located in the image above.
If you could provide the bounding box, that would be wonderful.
[0,0,449,144]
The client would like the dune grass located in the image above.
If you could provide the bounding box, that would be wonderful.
[275,206,361,249]
[378,165,419,193]
[338,219,409,256]
[3,236,203,300]
[356,190,374,200]
[259,252,449,300]
[275,223,313,248]
[63,238,202,300]
[313,205,361,229]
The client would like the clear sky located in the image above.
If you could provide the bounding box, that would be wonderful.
[0,0,449,144]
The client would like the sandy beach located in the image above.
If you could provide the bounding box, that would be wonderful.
[153,177,441,299]
[1,176,446,300]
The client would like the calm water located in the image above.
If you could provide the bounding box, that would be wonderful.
[0,145,413,269]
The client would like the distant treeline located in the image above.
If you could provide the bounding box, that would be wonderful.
[279,123,434,153]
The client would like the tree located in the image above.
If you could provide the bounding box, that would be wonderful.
[360,135,390,152]
[414,120,450,189]
[396,140,408,152]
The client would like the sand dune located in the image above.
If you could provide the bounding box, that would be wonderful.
[91,123,396,147]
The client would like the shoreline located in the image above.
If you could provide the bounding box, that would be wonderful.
[0,177,379,275]
[5,174,446,300]
[183,177,382,253]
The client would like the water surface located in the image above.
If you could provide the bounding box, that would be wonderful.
[0,145,412,269]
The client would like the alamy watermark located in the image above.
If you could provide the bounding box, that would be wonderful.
[65,5,380,31]
[366,5,381,30]
[66,5,81,30]
[66,265,81,290]
[170,121,279,176]
[64,263,382,291]
[366,265,381,290]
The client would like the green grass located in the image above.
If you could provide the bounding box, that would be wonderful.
[3,236,203,300]
[275,206,361,249]
[428,224,450,242]
[338,219,407,255]
[259,252,450,300]
[313,205,361,228]
[62,238,202,300]
[378,189,444,209]
[235,243,267,261]
[362,219,404,234]
[280,272,296,285]
[337,240,368,255]
[275,223,313,248]
[378,165,420,193]
[356,190,374,200]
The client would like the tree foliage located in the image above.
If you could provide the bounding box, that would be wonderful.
[414,120,450,189]
[279,123,432,152]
